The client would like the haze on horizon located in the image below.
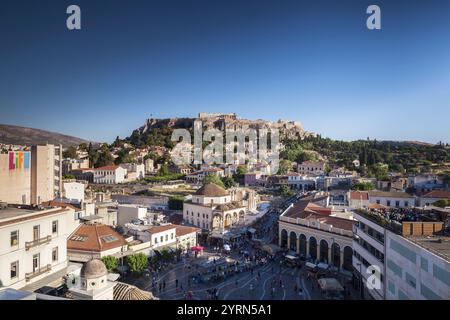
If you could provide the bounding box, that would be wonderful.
[1,0,449,144]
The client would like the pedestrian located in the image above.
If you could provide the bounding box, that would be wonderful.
[163,281,166,290]
[235,279,239,287]
[158,283,161,292]
[299,288,303,298]
[175,279,179,288]
[294,284,298,293]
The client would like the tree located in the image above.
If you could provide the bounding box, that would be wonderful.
[221,176,237,189]
[433,199,450,208]
[157,163,170,176]
[352,182,375,191]
[95,145,115,167]
[168,196,184,210]
[279,184,293,197]
[62,174,75,180]
[278,159,292,175]
[125,253,148,274]
[203,173,225,188]
[101,256,118,272]
[63,146,78,159]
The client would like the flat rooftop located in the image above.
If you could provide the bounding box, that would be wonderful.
[0,207,39,220]
[406,236,450,262]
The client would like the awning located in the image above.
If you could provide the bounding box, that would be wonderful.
[191,246,204,252]
[285,255,298,260]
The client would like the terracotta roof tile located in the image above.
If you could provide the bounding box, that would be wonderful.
[67,223,126,252]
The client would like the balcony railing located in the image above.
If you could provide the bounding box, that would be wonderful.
[25,264,52,281]
[25,235,52,250]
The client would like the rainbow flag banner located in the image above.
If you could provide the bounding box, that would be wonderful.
[8,151,30,170]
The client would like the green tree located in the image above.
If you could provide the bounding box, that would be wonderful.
[101,256,119,272]
[125,253,148,274]
[63,146,78,159]
[62,174,75,180]
[278,159,292,175]
[95,149,115,167]
[352,182,375,191]
[168,196,184,210]
[221,176,237,189]
[203,173,225,188]
[279,184,293,197]
[433,199,450,208]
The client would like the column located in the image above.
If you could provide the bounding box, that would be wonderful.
[340,250,345,270]
[317,245,320,262]
[328,247,332,265]
[296,237,300,254]
[278,231,282,247]
[306,241,310,257]
[287,236,291,250]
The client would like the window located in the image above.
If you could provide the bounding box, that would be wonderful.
[395,201,400,207]
[165,234,168,241]
[404,201,409,207]
[33,225,40,241]
[52,220,58,234]
[376,200,380,204]
[387,259,402,278]
[171,233,174,239]
[52,247,58,262]
[405,272,416,288]
[386,200,391,207]
[154,237,158,244]
[390,239,416,263]
[197,213,200,217]
[388,281,395,295]
[10,230,19,246]
[160,236,163,242]
[420,257,428,272]
[11,261,19,279]
[33,254,40,272]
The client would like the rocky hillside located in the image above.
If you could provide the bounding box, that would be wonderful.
[0,124,94,148]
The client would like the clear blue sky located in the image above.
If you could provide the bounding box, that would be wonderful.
[0,0,449,143]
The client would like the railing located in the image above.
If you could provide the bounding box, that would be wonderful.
[25,235,52,250]
[354,209,402,235]
[25,264,52,281]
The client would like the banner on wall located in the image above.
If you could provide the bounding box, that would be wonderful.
[8,151,30,170]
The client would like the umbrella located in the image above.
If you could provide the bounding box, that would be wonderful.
[223,244,231,251]
[191,246,204,252]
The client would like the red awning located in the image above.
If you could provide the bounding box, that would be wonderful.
[191,246,204,252]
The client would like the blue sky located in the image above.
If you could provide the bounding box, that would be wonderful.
[0,0,449,143]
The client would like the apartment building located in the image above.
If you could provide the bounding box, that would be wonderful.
[353,208,449,300]
[0,144,62,205]
[62,158,89,175]
[0,204,73,290]
[368,191,415,208]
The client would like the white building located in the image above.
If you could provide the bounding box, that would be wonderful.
[0,205,73,290]
[286,172,317,191]
[185,168,225,185]
[63,181,85,203]
[144,158,155,174]
[353,209,449,300]
[418,190,450,207]
[93,166,126,184]
[120,163,145,181]
[297,161,326,176]
[352,210,387,300]
[117,204,149,227]
[368,191,415,208]
[183,183,246,232]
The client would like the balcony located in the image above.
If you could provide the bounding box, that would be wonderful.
[25,264,52,281]
[25,235,52,250]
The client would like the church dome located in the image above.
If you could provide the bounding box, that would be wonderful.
[195,183,229,197]
[80,259,108,279]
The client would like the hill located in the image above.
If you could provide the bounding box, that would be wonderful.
[0,124,95,148]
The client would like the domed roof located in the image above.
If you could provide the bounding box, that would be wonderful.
[80,259,107,279]
[195,183,229,197]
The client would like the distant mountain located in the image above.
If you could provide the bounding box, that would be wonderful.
[0,124,95,148]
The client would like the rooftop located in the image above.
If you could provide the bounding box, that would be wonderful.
[422,190,450,199]
[67,223,126,252]
[368,191,415,199]
[194,183,229,197]
[0,205,69,227]
[406,236,450,262]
